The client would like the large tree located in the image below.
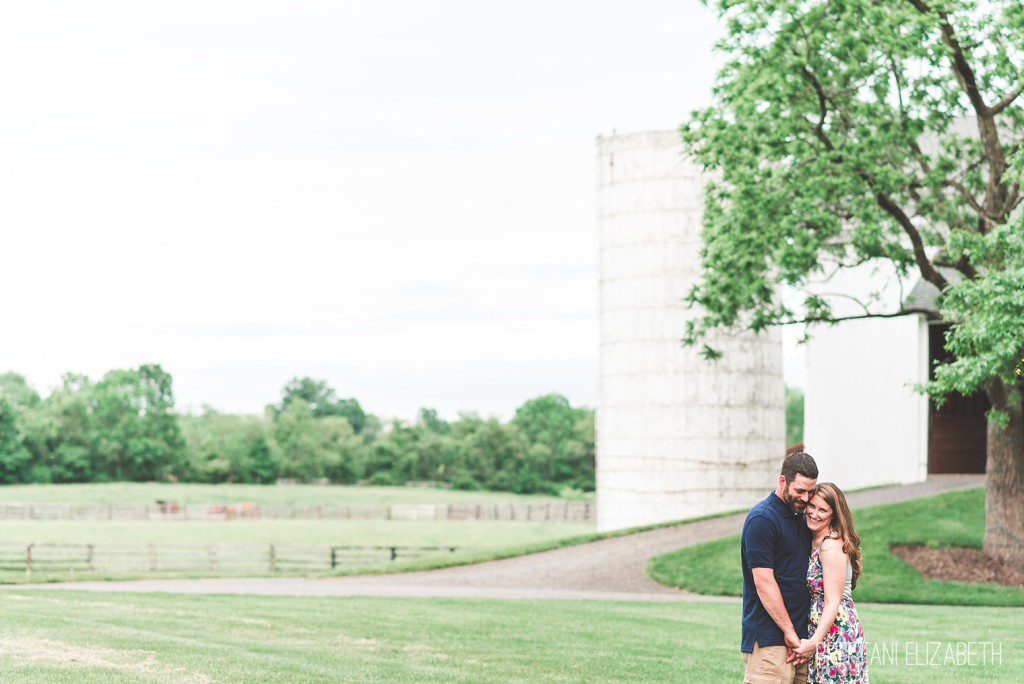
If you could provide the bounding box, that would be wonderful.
[180,408,278,483]
[271,377,368,434]
[0,372,40,412]
[19,373,95,482]
[89,364,186,481]
[273,399,366,483]
[683,0,1024,562]
[512,394,595,490]
[0,398,30,483]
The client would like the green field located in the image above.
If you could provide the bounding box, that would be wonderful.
[648,488,1024,607]
[0,518,596,583]
[0,591,1018,682]
[0,519,589,548]
[0,482,571,505]
[0,484,596,582]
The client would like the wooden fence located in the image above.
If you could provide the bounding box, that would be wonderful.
[0,542,468,576]
[0,501,595,523]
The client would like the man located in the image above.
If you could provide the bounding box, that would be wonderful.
[740,452,818,683]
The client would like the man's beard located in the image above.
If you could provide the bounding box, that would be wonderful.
[782,489,806,515]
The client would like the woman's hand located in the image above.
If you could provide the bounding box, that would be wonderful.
[793,637,818,659]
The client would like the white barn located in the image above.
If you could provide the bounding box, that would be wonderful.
[594,130,984,532]
[804,117,987,487]
[803,264,985,490]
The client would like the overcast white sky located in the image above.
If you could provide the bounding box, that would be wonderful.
[0,1,805,420]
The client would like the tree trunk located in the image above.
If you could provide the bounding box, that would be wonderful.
[983,393,1024,565]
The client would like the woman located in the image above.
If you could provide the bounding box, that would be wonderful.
[792,482,868,683]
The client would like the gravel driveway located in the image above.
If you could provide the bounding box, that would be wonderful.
[14,475,982,601]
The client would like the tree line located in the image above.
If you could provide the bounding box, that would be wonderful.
[0,368,595,495]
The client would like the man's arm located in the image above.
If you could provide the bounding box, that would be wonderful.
[751,567,799,648]
[743,515,800,649]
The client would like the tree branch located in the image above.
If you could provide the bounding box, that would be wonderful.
[902,0,1010,216]
[902,0,988,115]
[798,63,949,291]
[939,178,1000,225]
[872,192,950,290]
[990,83,1024,115]
[932,254,978,281]
[814,291,879,316]
[1006,183,1021,213]
[779,308,940,326]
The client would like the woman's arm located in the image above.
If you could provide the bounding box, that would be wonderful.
[795,539,846,656]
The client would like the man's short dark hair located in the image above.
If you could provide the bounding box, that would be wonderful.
[781,452,818,483]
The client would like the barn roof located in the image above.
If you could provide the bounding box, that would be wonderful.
[901,266,964,315]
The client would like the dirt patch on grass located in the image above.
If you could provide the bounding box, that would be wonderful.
[0,635,212,683]
[337,633,383,651]
[403,643,451,660]
[892,545,1024,590]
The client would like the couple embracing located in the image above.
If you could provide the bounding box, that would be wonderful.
[740,452,868,683]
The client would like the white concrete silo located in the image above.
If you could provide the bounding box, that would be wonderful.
[596,130,785,532]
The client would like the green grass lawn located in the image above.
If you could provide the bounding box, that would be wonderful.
[0,591,1018,682]
[648,488,1024,607]
[0,482,569,505]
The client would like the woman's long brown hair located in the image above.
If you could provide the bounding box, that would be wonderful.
[813,482,863,589]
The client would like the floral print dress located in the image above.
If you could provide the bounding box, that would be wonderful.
[806,535,868,683]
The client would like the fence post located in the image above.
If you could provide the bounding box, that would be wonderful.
[390,546,397,561]
[330,547,337,570]
[268,544,276,573]
[25,544,32,575]
[87,544,95,571]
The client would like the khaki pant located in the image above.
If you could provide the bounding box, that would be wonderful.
[741,642,808,684]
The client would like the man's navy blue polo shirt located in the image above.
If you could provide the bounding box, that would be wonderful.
[740,491,811,653]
